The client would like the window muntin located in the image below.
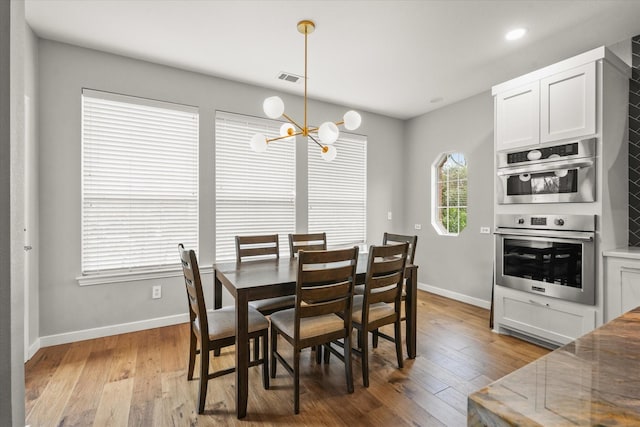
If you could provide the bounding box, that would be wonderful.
[308,134,367,247]
[215,111,296,262]
[432,152,467,236]
[81,89,199,275]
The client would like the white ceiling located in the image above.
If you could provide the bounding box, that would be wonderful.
[25,0,640,120]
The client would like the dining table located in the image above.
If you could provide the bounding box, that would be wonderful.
[213,250,419,419]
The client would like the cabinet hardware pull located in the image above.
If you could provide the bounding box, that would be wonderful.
[529,299,550,307]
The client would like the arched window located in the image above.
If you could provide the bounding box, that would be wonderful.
[431,152,467,236]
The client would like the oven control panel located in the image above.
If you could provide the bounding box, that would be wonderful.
[496,214,595,232]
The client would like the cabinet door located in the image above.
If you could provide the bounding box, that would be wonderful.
[605,258,640,322]
[540,62,596,143]
[494,286,596,345]
[496,82,540,151]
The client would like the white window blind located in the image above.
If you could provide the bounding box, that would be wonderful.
[81,89,199,276]
[308,134,367,247]
[215,111,296,262]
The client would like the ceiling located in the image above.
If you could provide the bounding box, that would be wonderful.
[25,0,640,120]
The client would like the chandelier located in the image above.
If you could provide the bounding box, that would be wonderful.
[249,20,361,162]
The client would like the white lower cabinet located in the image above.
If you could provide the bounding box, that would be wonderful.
[494,285,596,346]
[604,249,640,322]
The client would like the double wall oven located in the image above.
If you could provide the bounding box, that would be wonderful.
[495,138,598,306]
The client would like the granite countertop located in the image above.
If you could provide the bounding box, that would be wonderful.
[468,307,640,426]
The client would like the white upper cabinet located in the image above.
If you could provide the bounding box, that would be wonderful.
[540,62,596,144]
[493,48,608,152]
[495,82,540,150]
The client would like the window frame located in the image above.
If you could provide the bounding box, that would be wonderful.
[308,133,367,248]
[431,151,468,236]
[78,89,199,285]
[214,110,297,262]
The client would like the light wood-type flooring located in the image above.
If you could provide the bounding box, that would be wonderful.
[25,292,549,426]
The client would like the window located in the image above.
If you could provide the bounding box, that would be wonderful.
[215,111,296,261]
[81,89,199,277]
[308,133,367,247]
[432,152,467,235]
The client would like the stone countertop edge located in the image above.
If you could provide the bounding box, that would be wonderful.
[602,246,640,259]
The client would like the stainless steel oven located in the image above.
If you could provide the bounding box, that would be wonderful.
[495,214,595,305]
[496,138,596,204]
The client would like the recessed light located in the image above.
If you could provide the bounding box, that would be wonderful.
[505,28,527,41]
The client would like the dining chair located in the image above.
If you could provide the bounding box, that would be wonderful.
[269,247,359,414]
[179,243,270,414]
[288,232,327,258]
[351,242,408,387]
[235,234,296,316]
[355,233,417,348]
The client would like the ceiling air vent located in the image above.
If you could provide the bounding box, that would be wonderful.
[277,72,303,84]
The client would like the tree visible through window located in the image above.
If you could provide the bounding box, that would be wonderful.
[432,152,467,235]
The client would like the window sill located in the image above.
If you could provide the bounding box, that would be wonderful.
[76,264,213,286]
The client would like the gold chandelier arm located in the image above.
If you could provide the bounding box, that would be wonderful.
[334,120,345,126]
[307,133,325,149]
[282,113,305,134]
[266,131,304,143]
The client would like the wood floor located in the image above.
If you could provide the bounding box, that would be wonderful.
[25,292,549,426]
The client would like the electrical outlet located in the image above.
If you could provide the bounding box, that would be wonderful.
[414,224,422,230]
[152,285,162,299]
[387,211,393,220]
[480,227,491,234]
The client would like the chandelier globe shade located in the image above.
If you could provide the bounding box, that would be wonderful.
[249,19,361,162]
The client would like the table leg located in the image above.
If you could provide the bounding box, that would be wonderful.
[405,266,417,359]
[235,291,249,419]
[214,271,222,357]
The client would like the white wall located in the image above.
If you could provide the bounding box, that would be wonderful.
[404,91,495,306]
[37,40,405,340]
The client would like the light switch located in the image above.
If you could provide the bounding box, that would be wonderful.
[387,211,392,220]
[414,224,422,230]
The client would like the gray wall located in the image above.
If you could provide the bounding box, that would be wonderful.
[3,1,26,425]
[404,91,495,304]
[25,23,39,358]
[38,40,405,337]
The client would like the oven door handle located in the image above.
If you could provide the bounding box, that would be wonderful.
[494,228,594,241]
[496,159,593,176]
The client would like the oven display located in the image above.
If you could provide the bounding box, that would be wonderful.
[502,238,582,289]
[531,217,546,226]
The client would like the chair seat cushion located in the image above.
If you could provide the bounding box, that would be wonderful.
[249,295,296,314]
[270,308,345,340]
[351,295,396,324]
[200,306,269,341]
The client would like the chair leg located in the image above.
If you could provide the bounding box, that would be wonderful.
[323,343,331,364]
[253,336,260,362]
[270,326,278,379]
[395,320,404,369]
[344,333,354,394]
[315,345,322,364]
[372,328,379,348]
[361,327,370,387]
[262,331,270,390]
[294,347,300,414]
[187,328,197,380]
[197,347,209,414]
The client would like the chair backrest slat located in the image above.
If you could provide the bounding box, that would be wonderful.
[361,243,409,321]
[295,247,358,337]
[236,234,279,263]
[289,232,327,258]
[179,244,209,340]
[383,233,417,264]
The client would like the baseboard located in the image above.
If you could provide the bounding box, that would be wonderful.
[418,282,491,309]
[38,312,190,348]
[27,338,41,361]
